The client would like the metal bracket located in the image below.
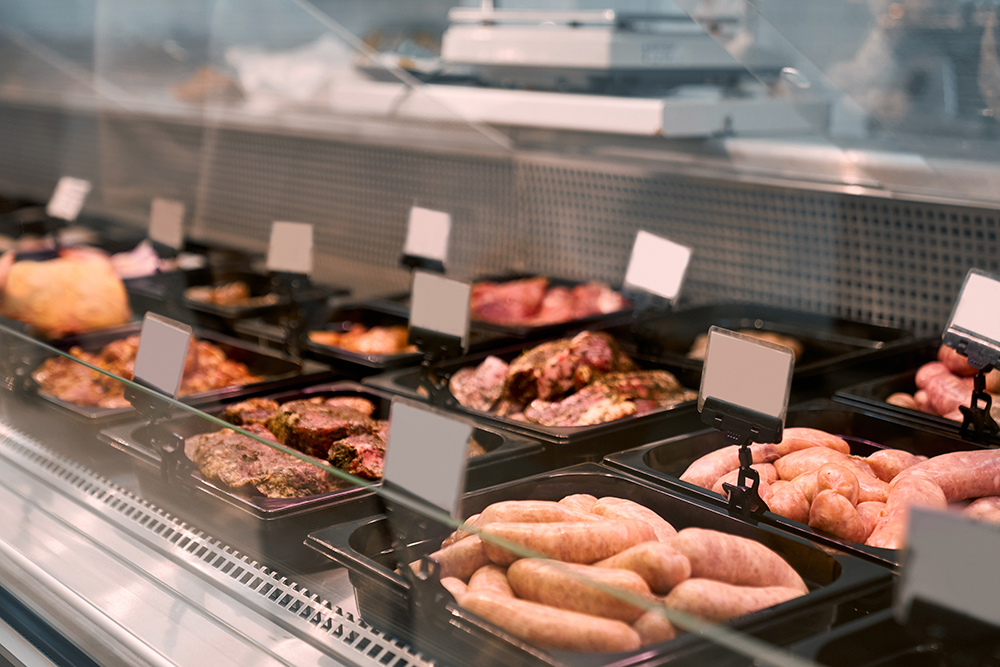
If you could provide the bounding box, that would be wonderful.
[123,383,186,485]
[959,367,1000,443]
[409,327,464,409]
[399,254,445,275]
[270,271,312,359]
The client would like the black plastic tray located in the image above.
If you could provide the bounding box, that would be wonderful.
[831,342,998,444]
[235,300,512,379]
[383,273,634,340]
[306,463,892,667]
[788,607,1000,667]
[30,323,331,421]
[364,336,704,467]
[99,381,547,568]
[604,399,991,567]
[609,303,914,381]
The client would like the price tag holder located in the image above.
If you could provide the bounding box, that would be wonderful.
[942,268,1000,370]
[623,230,693,305]
[408,270,471,358]
[699,327,795,517]
[45,177,92,222]
[699,326,794,441]
[897,508,1000,639]
[400,206,451,274]
[383,399,474,519]
[148,198,186,251]
[132,313,193,399]
[266,221,314,275]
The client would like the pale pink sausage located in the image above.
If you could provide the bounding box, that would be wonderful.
[679,443,781,489]
[855,501,887,537]
[670,528,807,594]
[468,565,514,597]
[865,476,947,549]
[865,449,927,483]
[441,577,468,601]
[632,609,677,645]
[558,494,598,513]
[422,536,491,581]
[815,464,860,505]
[590,497,677,541]
[809,490,868,542]
[775,448,870,481]
[663,579,804,622]
[594,542,691,594]
[895,449,1000,501]
[766,482,811,524]
[963,496,1000,525]
[924,373,974,416]
[886,393,918,410]
[913,390,933,414]
[482,520,656,566]
[915,362,952,388]
[938,345,978,377]
[774,428,850,456]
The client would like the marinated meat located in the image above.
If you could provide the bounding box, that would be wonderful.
[470,277,629,327]
[185,424,337,498]
[185,281,278,307]
[266,400,375,458]
[505,331,634,403]
[308,324,416,355]
[328,433,386,480]
[222,398,279,425]
[449,355,509,411]
[33,335,264,407]
[451,332,693,428]
[324,396,377,416]
[471,277,549,325]
[688,330,804,361]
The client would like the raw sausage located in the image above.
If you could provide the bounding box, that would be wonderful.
[856,473,890,503]
[481,520,656,566]
[865,449,926,482]
[924,373,974,416]
[475,500,604,528]
[915,362,952,388]
[766,482,811,524]
[815,463,860,505]
[663,579,804,623]
[894,449,1000,501]
[809,490,869,542]
[507,559,653,623]
[774,428,850,456]
[913,390,933,413]
[559,494,598,513]
[855,501,887,536]
[460,591,642,653]
[468,564,514,597]
[423,536,491,581]
[441,577,468,600]
[442,513,481,548]
[591,497,677,541]
[774,448,870,481]
[594,541,691,594]
[632,609,677,645]
[679,443,781,490]
[711,464,777,495]
[865,476,947,549]
[963,496,1000,525]
[670,528,807,594]
[886,393,918,410]
[938,345,978,377]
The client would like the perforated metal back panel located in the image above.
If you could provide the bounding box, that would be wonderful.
[1,100,998,334]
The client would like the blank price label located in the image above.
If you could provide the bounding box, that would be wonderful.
[898,507,1000,628]
[946,269,1000,349]
[699,326,795,422]
[148,198,186,250]
[46,177,92,222]
[133,313,192,398]
[410,270,471,350]
[383,400,474,517]
[623,230,692,303]
[403,206,451,264]
[267,221,314,275]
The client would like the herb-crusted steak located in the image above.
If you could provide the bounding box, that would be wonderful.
[185,424,338,498]
[222,397,279,425]
[328,433,386,479]
[266,400,375,458]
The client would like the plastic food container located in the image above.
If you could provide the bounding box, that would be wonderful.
[99,381,548,568]
[604,399,991,566]
[364,337,704,468]
[306,463,893,667]
[29,323,332,422]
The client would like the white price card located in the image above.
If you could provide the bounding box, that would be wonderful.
[623,230,693,303]
[410,270,471,350]
[383,400,474,517]
[945,269,1000,351]
[897,507,1000,628]
[266,221,314,275]
[403,206,451,264]
[698,326,795,423]
[148,198,186,250]
[45,177,92,222]
[133,313,192,398]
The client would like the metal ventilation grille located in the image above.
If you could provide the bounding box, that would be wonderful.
[0,421,433,667]
[1,102,999,334]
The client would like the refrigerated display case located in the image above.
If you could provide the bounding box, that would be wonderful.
[1,0,1000,665]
